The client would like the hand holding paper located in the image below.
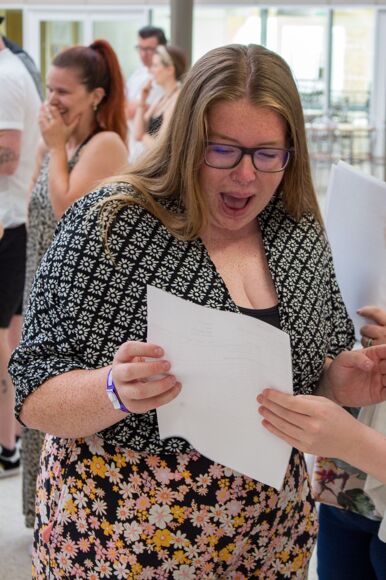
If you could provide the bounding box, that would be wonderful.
[147,285,293,490]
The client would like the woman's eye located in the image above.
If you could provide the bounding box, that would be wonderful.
[257,150,279,159]
[212,146,235,155]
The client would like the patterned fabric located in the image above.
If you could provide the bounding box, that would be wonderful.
[21,147,89,528]
[24,147,87,305]
[34,436,316,579]
[147,114,163,137]
[313,407,382,522]
[9,183,355,578]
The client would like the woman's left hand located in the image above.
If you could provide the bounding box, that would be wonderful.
[257,389,360,458]
[322,345,386,407]
[38,103,79,150]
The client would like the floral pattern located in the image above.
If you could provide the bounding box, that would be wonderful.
[34,436,317,579]
[313,406,382,522]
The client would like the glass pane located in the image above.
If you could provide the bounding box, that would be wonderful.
[93,18,144,81]
[150,7,171,44]
[40,21,82,92]
[0,9,23,46]
[331,9,375,122]
[193,8,261,62]
[267,9,328,119]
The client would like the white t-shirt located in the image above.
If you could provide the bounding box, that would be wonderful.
[126,65,164,163]
[0,48,40,228]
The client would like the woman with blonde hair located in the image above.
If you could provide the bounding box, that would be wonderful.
[133,44,187,149]
[10,44,386,578]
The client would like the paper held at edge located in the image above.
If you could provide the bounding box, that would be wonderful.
[325,161,386,339]
[147,284,293,491]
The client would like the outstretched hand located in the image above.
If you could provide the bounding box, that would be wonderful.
[321,345,386,407]
[257,390,362,460]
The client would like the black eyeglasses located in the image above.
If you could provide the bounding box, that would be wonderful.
[204,142,292,173]
[135,45,157,53]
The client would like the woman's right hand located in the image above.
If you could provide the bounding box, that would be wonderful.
[359,306,386,348]
[38,102,79,150]
[139,79,152,107]
[110,341,181,413]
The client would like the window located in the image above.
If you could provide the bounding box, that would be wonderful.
[331,9,374,121]
[193,7,261,62]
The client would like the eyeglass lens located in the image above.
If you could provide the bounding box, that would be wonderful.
[205,143,289,172]
[135,45,156,53]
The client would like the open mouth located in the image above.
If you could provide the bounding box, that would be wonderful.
[221,193,252,211]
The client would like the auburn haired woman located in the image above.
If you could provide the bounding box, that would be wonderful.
[21,39,128,531]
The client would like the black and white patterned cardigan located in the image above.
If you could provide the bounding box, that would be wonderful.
[10,183,355,454]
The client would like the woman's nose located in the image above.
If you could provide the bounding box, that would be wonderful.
[230,153,256,184]
[47,92,58,106]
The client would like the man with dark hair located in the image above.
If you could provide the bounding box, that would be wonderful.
[0,32,40,477]
[138,25,167,46]
[126,25,167,162]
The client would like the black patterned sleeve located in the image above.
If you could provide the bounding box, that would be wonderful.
[324,236,355,358]
[10,184,194,453]
[9,185,135,420]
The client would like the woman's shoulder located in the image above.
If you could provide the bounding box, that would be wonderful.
[50,184,176,267]
[61,182,139,219]
[88,130,127,150]
[58,182,170,239]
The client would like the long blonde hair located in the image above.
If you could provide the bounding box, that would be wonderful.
[100,44,321,239]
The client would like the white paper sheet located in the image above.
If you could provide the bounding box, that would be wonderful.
[147,285,293,490]
[325,161,386,339]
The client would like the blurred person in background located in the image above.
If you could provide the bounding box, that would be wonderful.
[134,44,187,148]
[0,33,40,478]
[0,16,43,100]
[126,25,167,162]
[21,38,128,530]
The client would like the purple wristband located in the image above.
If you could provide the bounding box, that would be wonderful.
[106,368,129,413]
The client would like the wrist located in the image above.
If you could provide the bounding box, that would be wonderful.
[106,368,129,413]
[48,144,66,155]
[341,421,373,467]
[316,358,336,401]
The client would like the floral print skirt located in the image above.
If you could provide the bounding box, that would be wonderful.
[32,435,317,579]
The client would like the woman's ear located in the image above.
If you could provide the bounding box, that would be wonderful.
[93,87,106,108]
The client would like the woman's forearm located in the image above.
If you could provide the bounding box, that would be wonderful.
[20,367,126,438]
[314,358,336,400]
[343,422,386,484]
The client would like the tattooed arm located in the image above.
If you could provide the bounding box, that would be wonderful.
[0,129,21,175]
